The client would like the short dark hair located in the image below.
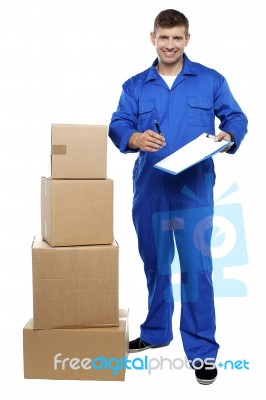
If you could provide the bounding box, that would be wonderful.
[154,9,189,35]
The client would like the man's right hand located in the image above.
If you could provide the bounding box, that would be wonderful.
[128,130,166,152]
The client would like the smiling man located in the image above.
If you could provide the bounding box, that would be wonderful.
[150,21,189,75]
[109,9,248,385]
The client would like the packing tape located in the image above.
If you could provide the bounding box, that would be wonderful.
[52,145,67,155]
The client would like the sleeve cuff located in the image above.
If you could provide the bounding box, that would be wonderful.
[119,129,140,154]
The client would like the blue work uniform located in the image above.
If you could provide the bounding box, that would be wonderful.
[109,54,248,362]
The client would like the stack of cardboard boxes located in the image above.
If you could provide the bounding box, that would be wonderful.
[23,124,129,381]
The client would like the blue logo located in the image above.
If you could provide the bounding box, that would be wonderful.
[152,182,248,301]
[218,360,250,370]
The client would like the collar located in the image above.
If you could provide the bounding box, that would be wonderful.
[144,53,198,84]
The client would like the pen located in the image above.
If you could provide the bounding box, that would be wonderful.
[154,120,163,136]
[206,133,232,144]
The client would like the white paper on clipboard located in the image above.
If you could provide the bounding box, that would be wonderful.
[153,133,232,175]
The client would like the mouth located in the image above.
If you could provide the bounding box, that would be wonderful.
[163,50,177,57]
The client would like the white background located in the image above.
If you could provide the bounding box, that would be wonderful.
[0,0,265,398]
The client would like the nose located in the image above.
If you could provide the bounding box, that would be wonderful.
[166,37,174,50]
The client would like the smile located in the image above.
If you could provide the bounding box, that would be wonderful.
[163,50,177,56]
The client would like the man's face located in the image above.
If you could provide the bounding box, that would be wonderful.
[150,26,190,66]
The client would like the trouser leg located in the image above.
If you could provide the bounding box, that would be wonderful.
[172,206,219,361]
[132,202,175,345]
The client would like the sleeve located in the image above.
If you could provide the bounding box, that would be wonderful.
[214,76,248,154]
[108,78,140,154]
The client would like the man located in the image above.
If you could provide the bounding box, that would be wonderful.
[109,9,247,384]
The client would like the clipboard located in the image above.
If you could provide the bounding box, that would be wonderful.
[154,133,232,175]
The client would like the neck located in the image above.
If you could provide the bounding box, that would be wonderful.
[156,60,183,76]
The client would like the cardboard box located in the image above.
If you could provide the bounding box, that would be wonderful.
[32,235,119,329]
[51,124,107,179]
[41,177,113,247]
[23,310,129,381]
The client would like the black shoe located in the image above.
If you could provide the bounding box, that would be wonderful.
[129,337,170,353]
[194,362,218,385]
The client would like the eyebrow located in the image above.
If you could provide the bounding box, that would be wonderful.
[159,35,184,39]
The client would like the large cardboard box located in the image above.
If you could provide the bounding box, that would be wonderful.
[41,177,113,247]
[51,124,107,179]
[23,310,129,381]
[32,235,119,329]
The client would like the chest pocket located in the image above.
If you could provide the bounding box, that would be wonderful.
[138,100,155,131]
[187,96,213,126]
[139,100,154,114]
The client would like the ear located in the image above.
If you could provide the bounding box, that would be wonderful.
[185,34,191,47]
[150,31,156,46]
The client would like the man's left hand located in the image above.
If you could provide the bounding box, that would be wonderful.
[214,131,234,152]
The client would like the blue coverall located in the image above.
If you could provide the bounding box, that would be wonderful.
[109,54,248,361]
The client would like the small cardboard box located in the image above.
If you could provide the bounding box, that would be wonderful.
[32,235,119,329]
[41,177,113,247]
[51,124,107,179]
[23,310,129,381]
